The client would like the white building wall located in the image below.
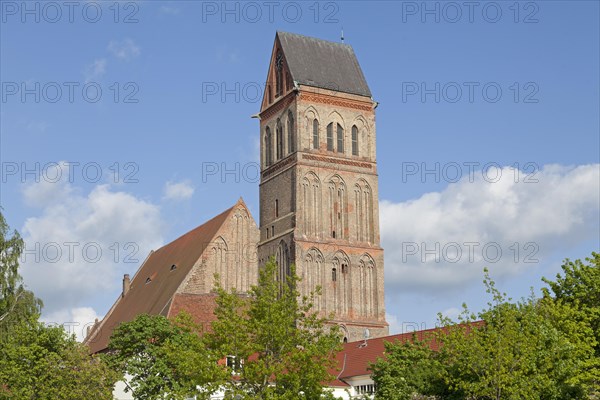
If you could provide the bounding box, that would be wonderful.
[113,375,134,400]
[112,378,366,399]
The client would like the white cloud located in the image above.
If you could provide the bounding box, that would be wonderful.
[108,38,141,61]
[83,58,107,83]
[159,5,180,15]
[386,313,430,335]
[163,180,195,201]
[20,171,164,316]
[41,307,102,342]
[252,135,260,163]
[25,120,49,133]
[22,163,76,208]
[440,307,461,321]
[381,164,600,294]
[216,46,240,64]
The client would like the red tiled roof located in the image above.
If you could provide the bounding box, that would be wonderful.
[333,322,485,379]
[85,203,238,353]
[168,293,220,333]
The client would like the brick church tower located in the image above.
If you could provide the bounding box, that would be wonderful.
[257,32,388,342]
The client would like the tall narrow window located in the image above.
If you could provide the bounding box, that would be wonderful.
[332,268,337,282]
[276,119,283,160]
[275,199,279,218]
[265,127,272,166]
[352,125,359,156]
[326,123,333,151]
[328,176,347,240]
[285,71,289,92]
[275,51,283,97]
[312,119,319,149]
[337,123,344,153]
[287,111,295,153]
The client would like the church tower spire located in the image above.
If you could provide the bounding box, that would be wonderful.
[257,32,388,342]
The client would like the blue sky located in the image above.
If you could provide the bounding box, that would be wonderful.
[1,0,599,339]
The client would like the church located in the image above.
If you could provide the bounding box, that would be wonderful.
[85,31,388,354]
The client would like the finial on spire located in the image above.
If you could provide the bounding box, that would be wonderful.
[341,27,344,43]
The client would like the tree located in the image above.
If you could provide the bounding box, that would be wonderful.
[542,252,600,398]
[370,336,447,400]
[0,209,42,339]
[0,318,117,399]
[437,269,597,400]
[206,258,342,399]
[0,210,112,398]
[106,312,223,400]
[542,252,600,354]
[372,267,598,399]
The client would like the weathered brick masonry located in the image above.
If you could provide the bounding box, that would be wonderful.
[85,31,388,351]
[257,32,388,341]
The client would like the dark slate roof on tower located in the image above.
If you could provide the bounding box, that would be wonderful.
[277,31,372,98]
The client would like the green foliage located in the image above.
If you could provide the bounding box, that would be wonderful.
[438,274,595,400]
[373,258,600,400]
[370,336,446,400]
[206,258,342,399]
[0,209,42,339]
[0,319,117,399]
[106,312,223,400]
[542,253,600,352]
[542,252,600,397]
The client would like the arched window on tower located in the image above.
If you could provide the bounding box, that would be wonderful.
[275,51,283,97]
[276,119,283,160]
[285,71,289,92]
[275,241,290,289]
[337,123,344,153]
[304,248,324,311]
[302,172,321,238]
[328,176,347,240]
[352,125,359,156]
[333,252,350,316]
[265,127,272,166]
[326,123,334,151]
[358,254,377,317]
[313,119,319,149]
[287,111,295,153]
[354,180,374,243]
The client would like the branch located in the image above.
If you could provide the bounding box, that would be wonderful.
[0,289,25,323]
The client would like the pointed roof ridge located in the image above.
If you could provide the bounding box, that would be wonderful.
[276,30,351,48]
[86,200,241,353]
[275,31,372,98]
[157,203,236,251]
[236,196,247,206]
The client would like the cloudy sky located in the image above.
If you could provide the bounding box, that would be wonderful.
[1,1,598,340]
